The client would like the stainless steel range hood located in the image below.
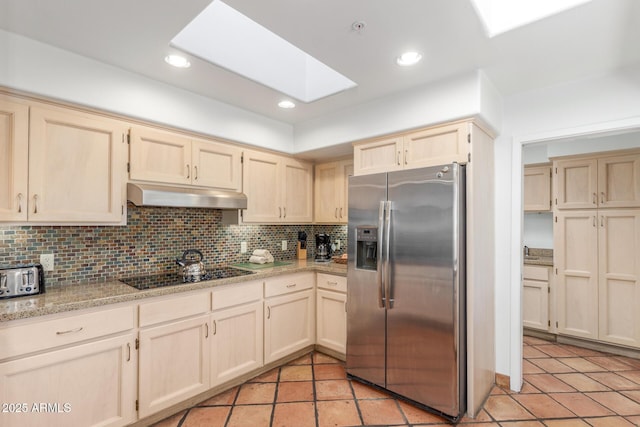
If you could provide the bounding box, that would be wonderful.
[127,183,247,210]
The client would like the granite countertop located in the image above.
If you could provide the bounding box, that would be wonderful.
[0,259,347,323]
[523,248,553,267]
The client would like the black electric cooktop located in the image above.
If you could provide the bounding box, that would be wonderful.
[120,267,255,290]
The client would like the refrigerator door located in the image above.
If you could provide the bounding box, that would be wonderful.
[385,164,465,417]
[346,172,387,388]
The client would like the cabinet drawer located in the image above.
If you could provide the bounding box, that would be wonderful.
[0,305,134,360]
[139,290,211,327]
[265,272,314,298]
[212,279,263,311]
[523,265,550,281]
[316,273,347,293]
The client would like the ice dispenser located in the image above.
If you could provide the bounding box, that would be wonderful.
[356,226,378,271]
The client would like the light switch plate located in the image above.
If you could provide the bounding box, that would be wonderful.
[336,240,341,250]
[40,253,55,271]
[281,240,287,251]
[240,241,247,254]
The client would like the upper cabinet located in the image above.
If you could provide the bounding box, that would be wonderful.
[1,94,127,224]
[554,151,640,209]
[129,126,242,191]
[353,122,469,176]
[314,159,353,223]
[524,165,552,212]
[242,149,313,223]
[0,97,29,222]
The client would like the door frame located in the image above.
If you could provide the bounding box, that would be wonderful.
[509,116,640,392]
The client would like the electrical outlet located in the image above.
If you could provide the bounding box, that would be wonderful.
[336,240,341,250]
[281,240,287,251]
[240,241,247,254]
[40,253,55,271]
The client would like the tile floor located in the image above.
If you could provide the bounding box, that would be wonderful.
[153,336,640,426]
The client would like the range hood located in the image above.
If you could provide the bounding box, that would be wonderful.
[127,183,247,210]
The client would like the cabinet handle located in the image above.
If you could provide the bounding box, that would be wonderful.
[600,192,604,204]
[56,326,83,335]
[335,208,338,218]
[33,194,38,214]
[327,281,338,286]
[213,320,217,335]
[339,207,343,218]
[17,193,23,213]
[279,207,282,218]
[194,166,198,181]
[345,301,347,312]
[267,306,271,319]
[593,216,597,227]
[286,283,297,288]
[127,343,131,362]
[404,149,408,165]
[600,216,604,228]
[592,192,597,205]
[396,151,401,165]
[283,207,286,218]
[186,164,190,179]
[205,322,209,338]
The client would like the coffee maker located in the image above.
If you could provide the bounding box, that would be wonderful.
[315,233,332,262]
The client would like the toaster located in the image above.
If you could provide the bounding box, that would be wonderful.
[0,264,46,299]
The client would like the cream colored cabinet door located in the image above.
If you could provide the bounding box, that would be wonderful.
[129,126,191,185]
[191,139,242,190]
[314,160,353,223]
[264,289,315,364]
[211,300,263,387]
[598,210,640,348]
[522,266,550,331]
[282,158,313,223]
[242,150,282,222]
[138,315,210,418]
[353,136,403,176]
[524,165,552,212]
[0,334,137,427]
[0,97,29,221]
[597,154,640,208]
[403,122,468,169]
[316,289,347,354]
[28,106,127,223]
[554,210,599,339]
[554,158,598,209]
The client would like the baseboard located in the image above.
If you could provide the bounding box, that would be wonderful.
[495,373,510,389]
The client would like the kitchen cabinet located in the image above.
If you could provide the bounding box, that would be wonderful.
[522,265,551,331]
[316,273,347,355]
[524,165,552,212]
[0,305,137,427]
[242,149,313,223]
[210,280,263,387]
[0,98,127,224]
[137,291,211,418]
[264,272,315,364]
[0,96,29,221]
[353,122,469,176]
[554,209,640,347]
[554,152,640,209]
[129,126,242,191]
[314,159,353,223]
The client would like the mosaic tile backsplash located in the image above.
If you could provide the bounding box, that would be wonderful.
[0,204,348,285]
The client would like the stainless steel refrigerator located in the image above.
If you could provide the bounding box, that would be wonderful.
[346,163,466,421]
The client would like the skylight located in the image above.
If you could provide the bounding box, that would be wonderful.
[170,0,357,103]
[470,0,593,37]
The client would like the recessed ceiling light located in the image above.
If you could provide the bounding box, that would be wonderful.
[278,100,296,109]
[164,54,191,68]
[396,51,422,66]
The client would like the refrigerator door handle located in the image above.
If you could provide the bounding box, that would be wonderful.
[384,200,393,309]
[377,201,386,308]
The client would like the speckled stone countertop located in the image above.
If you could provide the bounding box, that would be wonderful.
[0,259,347,323]
[523,248,553,267]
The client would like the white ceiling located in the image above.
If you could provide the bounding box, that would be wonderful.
[1,0,639,125]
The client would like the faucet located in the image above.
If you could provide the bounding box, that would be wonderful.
[523,245,530,257]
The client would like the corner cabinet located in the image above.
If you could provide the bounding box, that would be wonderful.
[524,165,552,212]
[314,160,353,223]
[129,126,242,191]
[353,122,469,176]
[264,272,315,364]
[242,149,313,223]
[0,95,128,224]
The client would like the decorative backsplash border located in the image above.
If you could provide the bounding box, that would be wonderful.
[0,205,348,285]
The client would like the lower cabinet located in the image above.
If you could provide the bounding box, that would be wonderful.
[316,273,347,354]
[264,273,315,364]
[211,280,264,387]
[522,265,551,331]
